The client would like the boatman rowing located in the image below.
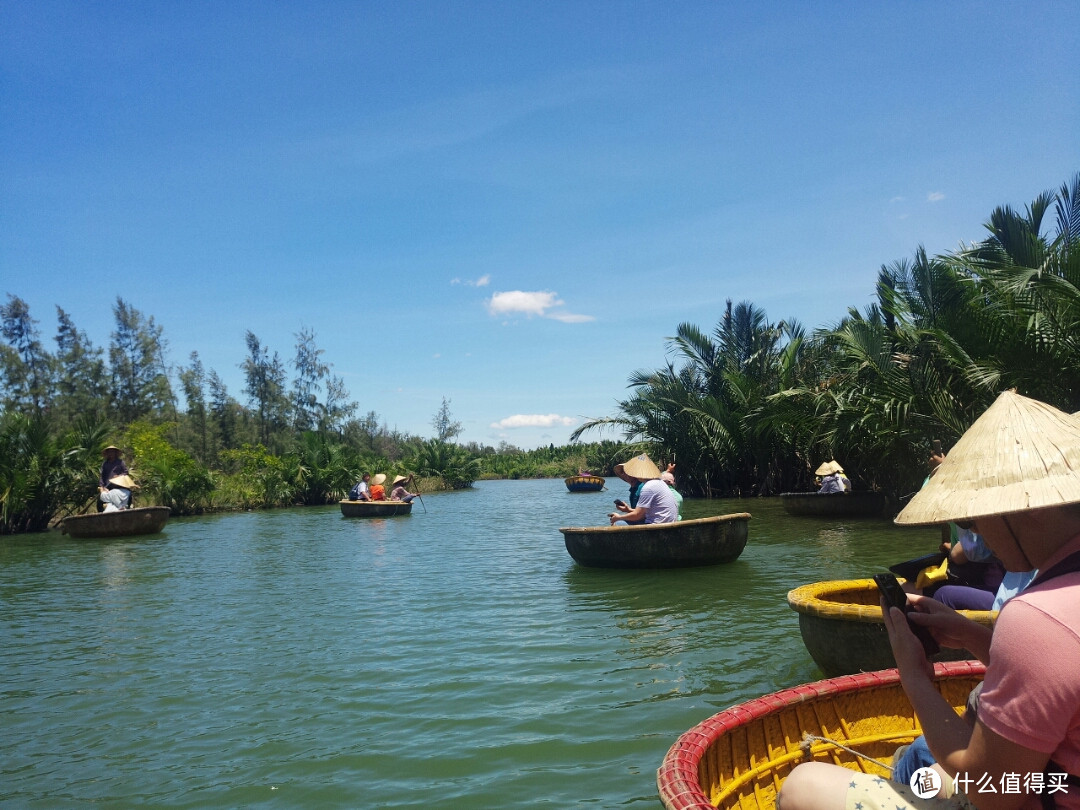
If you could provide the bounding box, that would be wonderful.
[609,454,678,525]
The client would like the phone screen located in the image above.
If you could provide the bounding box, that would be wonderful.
[873,572,940,656]
[873,573,908,612]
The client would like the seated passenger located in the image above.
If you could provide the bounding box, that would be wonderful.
[100,474,136,512]
[816,461,847,493]
[390,474,418,503]
[348,473,372,501]
[778,391,1080,810]
[608,454,677,525]
[369,473,387,501]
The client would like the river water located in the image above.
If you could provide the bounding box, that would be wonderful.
[1,479,940,808]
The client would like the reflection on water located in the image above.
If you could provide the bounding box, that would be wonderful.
[0,480,941,808]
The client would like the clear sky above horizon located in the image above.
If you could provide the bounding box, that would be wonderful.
[3,1,1078,450]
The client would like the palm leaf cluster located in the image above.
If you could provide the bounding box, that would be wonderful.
[578,174,1080,500]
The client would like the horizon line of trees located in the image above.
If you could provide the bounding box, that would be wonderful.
[3,172,1078,531]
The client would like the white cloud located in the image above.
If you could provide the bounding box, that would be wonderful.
[927,191,945,202]
[486,290,594,322]
[452,275,491,287]
[490,413,578,429]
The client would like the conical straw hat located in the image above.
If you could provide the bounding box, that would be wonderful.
[895,391,1080,526]
[815,461,839,476]
[615,453,661,480]
[372,473,387,485]
[108,474,139,490]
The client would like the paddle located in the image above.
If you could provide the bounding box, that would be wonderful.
[410,475,427,513]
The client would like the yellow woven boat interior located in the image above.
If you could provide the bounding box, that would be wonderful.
[700,674,982,809]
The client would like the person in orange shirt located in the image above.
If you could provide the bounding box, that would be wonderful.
[369,473,387,501]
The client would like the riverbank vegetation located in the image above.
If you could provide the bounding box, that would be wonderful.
[2,174,1077,532]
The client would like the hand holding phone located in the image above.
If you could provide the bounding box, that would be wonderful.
[614,499,627,509]
[873,573,940,657]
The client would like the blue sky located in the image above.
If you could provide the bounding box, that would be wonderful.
[2,1,1078,450]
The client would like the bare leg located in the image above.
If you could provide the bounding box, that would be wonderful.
[777,763,852,810]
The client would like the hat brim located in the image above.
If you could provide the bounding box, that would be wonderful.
[895,391,1080,525]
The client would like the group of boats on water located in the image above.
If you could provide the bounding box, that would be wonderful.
[58,469,948,809]
[562,471,986,810]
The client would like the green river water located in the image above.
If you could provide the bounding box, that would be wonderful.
[1,478,940,808]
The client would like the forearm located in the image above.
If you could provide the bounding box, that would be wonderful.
[903,677,974,776]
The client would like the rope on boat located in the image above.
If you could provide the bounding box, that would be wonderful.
[799,733,893,772]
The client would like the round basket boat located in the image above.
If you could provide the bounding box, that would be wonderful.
[339,499,413,517]
[61,506,170,539]
[779,491,887,517]
[564,474,605,492]
[787,578,996,677]
[657,660,985,810]
[559,513,751,569]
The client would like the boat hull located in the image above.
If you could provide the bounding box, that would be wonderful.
[787,578,996,677]
[564,475,605,492]
[779,491,886,517]
[657,660,985,810]
[61,506,170,539]
[559,513,750,568]
[339,499,413,517]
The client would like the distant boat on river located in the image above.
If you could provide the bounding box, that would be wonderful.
[559,512,751,568]
[657,659,985,810]
[786,578,995,677]
[61,506,170,539]
[339,499,413,517]
[779,490,886,517]
[564,474,605,492]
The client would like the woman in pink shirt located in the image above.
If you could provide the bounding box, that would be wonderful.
[780,391,1080,810]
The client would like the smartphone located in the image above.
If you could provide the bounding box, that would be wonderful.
[932,439,942,454]
[872,573,940,657]
[614,499,627,509]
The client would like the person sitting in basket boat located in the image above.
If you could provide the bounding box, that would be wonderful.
[98,444,130,510]
[608,454,677,526]
[369,474,387,501]
[390,475,418,503]
[816,460,849,494]
[348,473,372,501]
[100,474,137,512]
[779,390,1080,810]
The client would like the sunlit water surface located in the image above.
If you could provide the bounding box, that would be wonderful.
[1,479,939,808]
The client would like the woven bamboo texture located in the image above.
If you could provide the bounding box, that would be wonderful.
[564,475,606,492]
[559,513,751,568]
[786,579,996,677]
[61,506,170,538]
[339,499,413,517]
[657,660,985,810]
[778,491,886,517]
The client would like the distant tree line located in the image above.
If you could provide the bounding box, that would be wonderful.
[0,298,626,531]
[2,173,1077,531]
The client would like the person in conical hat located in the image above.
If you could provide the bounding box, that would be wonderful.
[608,453,677,526]
[390,474,418,503]
[369,473,387,501]
[779,390,1080,809]
[100,473,137,512]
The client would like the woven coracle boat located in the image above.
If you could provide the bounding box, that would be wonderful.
[786,578,996,677]
[559,513,750,569]
[779,491,886,517]
[564,474,605,492]
[657,660,985,810]
[61,506,170,539]
[339,499,413,517]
